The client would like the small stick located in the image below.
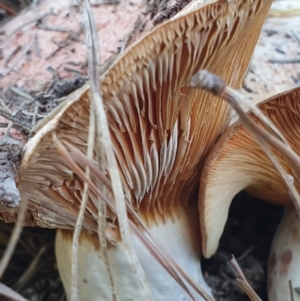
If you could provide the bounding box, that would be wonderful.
[0,98,10,113]
[1,41,34,78]
[64,67,85,76]
[1,11,54,45]
[31,105,39,126]
[269,59,300,64]
[9,87,35,102]
[289,280,295,301]
[0,109,31,133]
[291,30,300,44]
[45,36,71,60]
[37,24,72,32]
[5,46,21,67]
[90,0,120,5]
[34,34,41,58]
[21,110,46,118]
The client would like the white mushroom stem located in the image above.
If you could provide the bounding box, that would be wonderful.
[268,208,300,301]
[55,203,212,301]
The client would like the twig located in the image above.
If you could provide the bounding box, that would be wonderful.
[81,0,154,298]
[63,143,112,190]
[289,280,295,301]
[31,105,39,126]
[45,36,71,60]
[291,30,300,44]
[70,108,95,301]
[21,110,46,118]
[5,46,21,67]
[236,246,253,261]
[9,87,35,102]
[0,197,29,279]
[91,0,120,5]
[269,59,300,64]
[37,24,72,32]
[230,256,262,301]
[13,245,47,291]
[64,67,85,76]
[81,1,123,300]
[1,40,34,78]
[230,256,247,282]
[0,109,31,133]
[1,11,54,45]
[0,98,10,113]
[0,282,28,301]
[34,34,41,58]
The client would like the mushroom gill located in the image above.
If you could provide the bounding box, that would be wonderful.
[199,87,300,259]
[3,0,274,300]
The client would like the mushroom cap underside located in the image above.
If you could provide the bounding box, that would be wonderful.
[2,0,273,230]
[199,87,300,258]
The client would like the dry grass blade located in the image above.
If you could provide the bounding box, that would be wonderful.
[0,199,29,278]
[78,0,152,299]
[230,256,262,301]
[80,2,116,300]
[54,138,215,301]
[0,282,29,301]
[67,0,116,300]
[64,145,112,190]
[70,96,95,301]
[13,245,47,291]
[189,70,300,217]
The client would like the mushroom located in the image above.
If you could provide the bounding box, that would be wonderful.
[268,208,300,301]
[0,0,274,300]
[198,87,300,299]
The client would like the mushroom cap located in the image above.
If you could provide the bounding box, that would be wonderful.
[199,87,300,258]
[1,0,273,230]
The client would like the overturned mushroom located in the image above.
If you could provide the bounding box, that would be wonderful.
[198,87,300,299]
[1,0,274,300]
